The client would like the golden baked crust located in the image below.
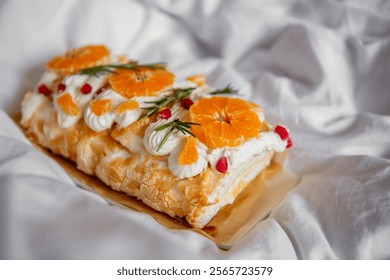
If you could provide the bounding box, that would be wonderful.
[23,99,274,228]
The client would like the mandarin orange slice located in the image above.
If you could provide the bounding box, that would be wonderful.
[190,97,262,149]
[57,93,79,116]
[108,67,174,98]
[46,45,110,75]
[186,74,206,86]
[115,100,139,114]
[90,99,112,116]
[178,136,199,165]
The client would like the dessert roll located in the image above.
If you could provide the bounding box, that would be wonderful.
[21,45,292,228]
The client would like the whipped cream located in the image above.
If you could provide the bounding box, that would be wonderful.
[21,91,50,126]
[207,131,286,172]
[144,104,189,156]
[21,71,60,125]
[53,74,108,128]
[115,96,160,129]
[168,137,208,179]
[34,71,60,93]
[84,89,126,132]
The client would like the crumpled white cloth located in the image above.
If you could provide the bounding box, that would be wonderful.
[0,0,389,259]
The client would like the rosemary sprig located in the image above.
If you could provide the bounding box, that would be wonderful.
[154,119,200,152]
[209,84,239,95]
[78,62,166,76]
[140,87,196,118]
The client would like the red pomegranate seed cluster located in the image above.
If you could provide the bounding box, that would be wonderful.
[274,125,293,148]
[158,108,172,119]
[37,84,52,96]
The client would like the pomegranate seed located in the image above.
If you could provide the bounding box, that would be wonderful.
[57,83,66,93]
[81,83,92,94]
[286,137,293,148]
[180,98,194,109]
[158,108,171,119]
[37,84,52,96]
[96,87,105,95]
[216,156,228,173]
[274,125,289,141]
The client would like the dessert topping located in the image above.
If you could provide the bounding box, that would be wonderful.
[154,119,200,152]
[37,84,52,96]
[81,83,92,94]
[180,98,194,109]
[178,136,199,165]
[57,83,66,93]
[157,108,172,119]
[274,125,289,141]
[286,137,293,148]
[56,93,79,116]
[216,156,228,173]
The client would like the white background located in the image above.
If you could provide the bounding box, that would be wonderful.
[0,0,389,259]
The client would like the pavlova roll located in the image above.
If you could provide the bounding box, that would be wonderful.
[21,45,292,228]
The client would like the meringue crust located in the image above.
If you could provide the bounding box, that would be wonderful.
[22,97,274,228]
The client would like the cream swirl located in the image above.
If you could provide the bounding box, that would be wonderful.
[53,74,108,128]
[143,104,188,156]
[168,137,208,179]
[84,89,126,132]
[115,96,160,128]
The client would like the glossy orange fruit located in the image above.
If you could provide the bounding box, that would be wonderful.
[46,45,110,75]
[108,67,174,98]
[115,100,139,114]
[56,93,79,116]
[190,97,262,149]
[178,136,199,165]
[90,99,112,116]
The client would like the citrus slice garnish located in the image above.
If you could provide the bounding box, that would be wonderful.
[189,97,262,149]
[178,136,199,165]
[115,100,139,114]
[90,99,112,116]
[57,93,79,116]
[108,67,174,98]
[46,45,110,75]
[186,74,206,86]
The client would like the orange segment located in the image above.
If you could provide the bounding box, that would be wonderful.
[186,74,206,86]
[190,97,262,149]
[46,45,110,75]
[108,67,174,98]
[90,99,112,116]
[115,100,140,114]
[57,93,79,116]
[178,137,199,165]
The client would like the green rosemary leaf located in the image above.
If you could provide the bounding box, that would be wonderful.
[139,87,196,119]
[175,126,187,135]
[178,121,201,126]
[153,119,201,152]
[209,84,239,95]
[154,122,172,131]
[78,62,166,76]
[176,126,194,136]
[156,127,174,152]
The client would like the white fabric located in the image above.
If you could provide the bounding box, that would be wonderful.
[0,0,389,259]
